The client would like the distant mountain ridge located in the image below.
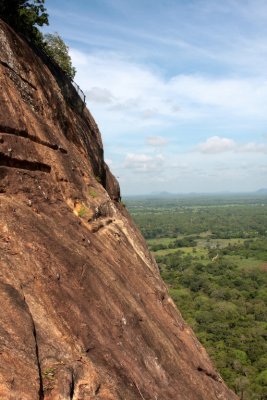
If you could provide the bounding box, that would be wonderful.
[256,188,267,194]
[125,189,267,199]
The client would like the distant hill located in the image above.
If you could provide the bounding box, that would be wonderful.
[125,189,267,199]
[256,188,267,194]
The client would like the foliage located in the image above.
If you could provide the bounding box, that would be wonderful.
[44,33,76,79]
[161,253,267,400]
[127,196,267,240]
[127,194,267,400]
[0,0,48,45]
[149,236,197,251]
[88,188,97,198]
[78,205,87,218]
[0,2,76,79]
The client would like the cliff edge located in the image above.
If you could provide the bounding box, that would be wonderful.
[0,20,238,400]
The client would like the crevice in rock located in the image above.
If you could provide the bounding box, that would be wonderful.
[70,371,75,400]
[0,153,51,173]
[21,293,44,400]
[95,383,101,395]
[0,124,68,153]
[91,218,113,233]
[32,322,44,400]
[133,380,146,400]
[0,59,37,90]
[197,366,219,382]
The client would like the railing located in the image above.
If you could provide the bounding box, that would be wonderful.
[71,79,86,104]
[40,44,86,105]
[22,34,86,105]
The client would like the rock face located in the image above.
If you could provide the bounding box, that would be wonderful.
[0,20,238,400]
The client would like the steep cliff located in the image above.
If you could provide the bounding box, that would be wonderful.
[0,20,238,400]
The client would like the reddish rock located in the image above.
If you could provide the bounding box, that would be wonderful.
[0,20,238,400]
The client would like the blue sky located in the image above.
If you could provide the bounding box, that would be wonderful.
[43,0,267,195]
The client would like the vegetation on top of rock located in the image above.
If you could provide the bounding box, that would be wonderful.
[0,0,48,45]
[0,1,76,78]
[43,33,76,78]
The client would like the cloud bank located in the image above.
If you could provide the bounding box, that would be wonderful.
[196,136,267,154]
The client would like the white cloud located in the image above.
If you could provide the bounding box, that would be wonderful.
[196,136,267,154]
[196,136,236,153]
[105,158,113,166]
[117,148,267,194]
[141,108,158,119]
[47,1,267,195]
[70,49,267,136]
[146,136,168,146]
[238,142,267,153]
[85,87,114,104]
[168,75,267,117]
[124,153,164,172]
[69,48,88,66]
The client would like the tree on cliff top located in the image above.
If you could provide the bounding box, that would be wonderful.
[0,0,48,44]
[44,33,76,79]
[0,1,76,79]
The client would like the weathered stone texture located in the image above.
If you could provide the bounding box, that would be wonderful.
[0,20,238,400]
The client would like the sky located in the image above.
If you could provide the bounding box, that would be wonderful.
[42,0,267,195]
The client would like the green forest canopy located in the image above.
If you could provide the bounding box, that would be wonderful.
[127,195,267,400]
